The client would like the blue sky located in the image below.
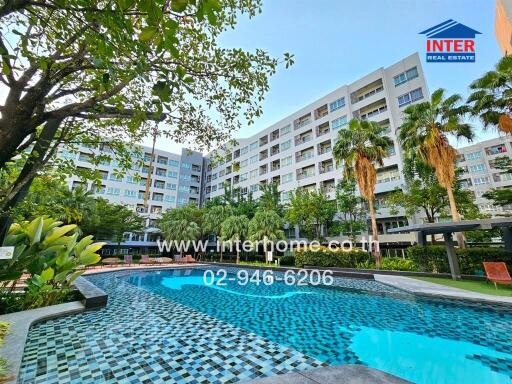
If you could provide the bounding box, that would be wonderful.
[153,0,503,152]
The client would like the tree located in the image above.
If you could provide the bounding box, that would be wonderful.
[221,215,249,264]
[284,189,336,240]
[81,199,144,252]
[159,218,200,258]
[482,156,512,207]
[249,209,284,262]
[398,88,473,247]
[203,204,233,262]
[332,118,392,265]
[334,178,366,242]
[0,0,293,239]
[56,186,95,225]
[258,183,282,215]
[468,55,512,133]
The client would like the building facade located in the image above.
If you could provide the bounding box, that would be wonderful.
[202,53,429,238]
[60,144,203,252]
[457,136,512,216]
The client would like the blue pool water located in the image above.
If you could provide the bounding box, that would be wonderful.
[18,267,512,384]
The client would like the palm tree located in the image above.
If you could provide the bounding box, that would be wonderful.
[399,88,473,247]
[203,205,233,262]
[221,215,249,264]
[468,55,512,133]
[160,219,200,258]
[249,209,284,262]
[332,118,392,265]
[258,183,282,214]
[57,186,95,225]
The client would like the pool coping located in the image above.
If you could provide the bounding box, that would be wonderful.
[375,274,512,305]
[244,364,411,383]
[0,276,108,384]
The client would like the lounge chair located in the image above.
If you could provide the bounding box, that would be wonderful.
[182,254,196,264]
[483,262,512,288]
[139,254,155,264]
[102,257,121,267]
[124,254,133,265]
[154,257,173,264]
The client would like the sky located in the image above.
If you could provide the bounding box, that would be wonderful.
[146,0,504,153]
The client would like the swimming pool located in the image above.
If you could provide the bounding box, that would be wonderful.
[18,267,512,383]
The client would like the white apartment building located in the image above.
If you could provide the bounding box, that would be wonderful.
[60,144,203,253]
[202,53,429,238]
[457,136,512,216]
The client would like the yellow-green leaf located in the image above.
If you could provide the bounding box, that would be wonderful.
[42,224,77,245]
[139,26,157,41]
[41,267,54,282]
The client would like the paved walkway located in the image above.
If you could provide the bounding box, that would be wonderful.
[83,263,205,275]
[375,274,512,305]
[244,365,411,384]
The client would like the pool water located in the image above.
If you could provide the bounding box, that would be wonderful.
[18,267,512,384]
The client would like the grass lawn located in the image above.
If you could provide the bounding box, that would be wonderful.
[413,277,512,297]
[239,261,281,268]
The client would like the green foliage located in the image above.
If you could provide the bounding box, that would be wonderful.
[482,156,512,206]
[0,216,103,311]
[334,179,366,240]
[294,246,370,268]
[258,183,283,215]
[248,209,285,242]
[358,257,417,271]
[278,255,295,266]
[221,214,250,263]
[406,245,512,275]
[285,189,336,240]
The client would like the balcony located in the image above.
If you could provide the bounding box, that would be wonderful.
[485,144,507,156]
[233,175,240,185]
[259,165,268,176]
[493,172,512,182]
[294,112,312,130]
[295,147,314,163]
[272,175,280,185]
[271,129,280,141]
[271,159,280,172]
[350,79,384,104]
[270,144,280,157]
[316,122,330,137]
[297,166,315,180]
[319,159,334,174]
[294,129,313,146]
[314,104,328,120]
[353,99,388,120]
[192,164,201,172]
[233,149,240,159]
[191,175,200,183]
[321,179,335,195]
[259,135,269,147]
[259,149,268,161]
[317,140,332,155]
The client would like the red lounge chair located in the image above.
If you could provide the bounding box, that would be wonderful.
[140,255,155,264]
[483,262,512,288]
[124,254,133,265]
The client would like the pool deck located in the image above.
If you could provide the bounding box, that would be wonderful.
[375,274,512,305]
[244,365,411,384]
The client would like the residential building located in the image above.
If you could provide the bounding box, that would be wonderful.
[60,144,203,253]
[202,53,429,239]
[457,136,512,216]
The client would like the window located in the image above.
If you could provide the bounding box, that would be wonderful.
[281,173,293,184]
[167,171,178,178]
[181,174,191,181]
[398,88,423,107]
[168,159,179,167]
[331,116,348,130]
[179,185,188,193]
[250,141,258,151]
[398,93,411,107]
[469,163,486,173]
[376,167,400,184]
[473,176,490,185]
[394,66,418,86]
[281,191,292,202]
[212,185,218,192]
[250,169,258,179]
[280,124,291,135]
[127,176,136,184]
[106,187,120,195]
[250,184,259,192]
[281,155,293,167]
[329,97,345,112]
[166,183,177,190]
[250,154,258,164]
[78,152,92,162]
[109,174,122,182]
[165,195,176,203]
[219,170,225,177]
[181,162,191,169]
[154,180,165,189]
[240,172,248,182]
[410,88,423,102]
[124,189,137,198]
[465,151,482,160]
[280,139,292,151]
[156,168,166,176]
[241,146,249,155]
[240,159,248,168]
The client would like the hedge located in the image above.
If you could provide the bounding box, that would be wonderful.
[406,246,512,275]
[294,246,370,268]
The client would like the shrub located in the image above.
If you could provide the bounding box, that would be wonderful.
[358,257,417,271]
[406,245,512,275]
[294,246,370,268]
[278,255,295,266]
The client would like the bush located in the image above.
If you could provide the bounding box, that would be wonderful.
[278,255,295,266]
[294,246,370,268]
[407,245,512,275]
[357,257,417,271]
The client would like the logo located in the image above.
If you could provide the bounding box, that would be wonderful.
[419,19,481,63]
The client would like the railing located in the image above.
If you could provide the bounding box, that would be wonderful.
[319,165,334,174]
[294,136,312,145]
[296,152,314,162]
[318,146,331,155]
[297,170,315,180]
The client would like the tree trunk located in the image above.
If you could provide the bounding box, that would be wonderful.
[446,185,466,248]
[219,235,223,262]
[368,198,381,266]
[0,118,63,243]
[236,249,240,264]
